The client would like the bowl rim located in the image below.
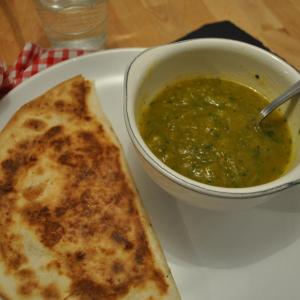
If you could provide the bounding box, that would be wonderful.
[124,38,300,199]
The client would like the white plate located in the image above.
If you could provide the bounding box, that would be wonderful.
[2,48,300,300]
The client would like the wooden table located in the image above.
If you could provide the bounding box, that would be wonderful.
[0,0,299,69]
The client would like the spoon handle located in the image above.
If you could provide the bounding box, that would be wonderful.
[257,80,300,124]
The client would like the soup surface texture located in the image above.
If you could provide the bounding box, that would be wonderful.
[139,77,292,188]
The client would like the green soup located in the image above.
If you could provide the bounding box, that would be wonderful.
[139,77,292,188]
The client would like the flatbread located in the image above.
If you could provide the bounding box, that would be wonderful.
[0,76,181,300]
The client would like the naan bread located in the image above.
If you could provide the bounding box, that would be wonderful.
[0,76,181,300]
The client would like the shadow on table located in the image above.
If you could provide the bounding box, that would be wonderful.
[127,145,300,269]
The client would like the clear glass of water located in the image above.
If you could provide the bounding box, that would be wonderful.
[34,0,107,50]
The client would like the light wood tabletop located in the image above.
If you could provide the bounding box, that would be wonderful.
[0,0,299,69]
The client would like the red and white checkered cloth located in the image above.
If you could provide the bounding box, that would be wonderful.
[0,43,88,98]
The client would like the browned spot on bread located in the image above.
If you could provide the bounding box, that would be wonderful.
[54,100,65,111]
[112,261,124,273]
[111,231,134,251]
[17,284,31,296]
[46,260,62,273]
[19,141,29,150]
[42,221,65,248]
[36,166,44,175]
[78,131,96,142]
[22,183,46,201]
[23,205,64,248]
[98,125,104,134]
[44,126,63,139]
[58,152,84,168]
[77,166,95,181]
[17,280,38,296]
[135,231,150,265]
[1,154,37,181]
[100,247,116,256]
[2,159,18,174]
[54,206,68,218]
[71,81,90,118]
[0,291,10,300]
[10,254,26,270]
[23,118,47,131]
[0,240,28,271]
[71,279,129,300]
[75,251,86,262]
[0,181,14,196]
[24,205,51,222]
[50,136,71,152]
[41,283,60,299]
[17,268,35,278]
[152,269,169,295]
[76,130,104,157]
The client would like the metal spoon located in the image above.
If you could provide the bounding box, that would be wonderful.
[256,80,300,126]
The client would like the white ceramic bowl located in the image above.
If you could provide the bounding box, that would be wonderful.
[124,38,300,210]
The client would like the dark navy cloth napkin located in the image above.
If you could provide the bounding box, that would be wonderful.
[177,20,269,51]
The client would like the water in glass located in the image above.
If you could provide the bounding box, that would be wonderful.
[35,0,107,50]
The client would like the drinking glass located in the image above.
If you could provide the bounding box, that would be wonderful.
[35,0,107,50]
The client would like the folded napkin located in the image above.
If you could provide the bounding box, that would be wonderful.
[177,20,269,51]
[0,43,87,98]
[0,21,270,98]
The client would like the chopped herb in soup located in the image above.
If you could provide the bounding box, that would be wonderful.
[139,77,292,188]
